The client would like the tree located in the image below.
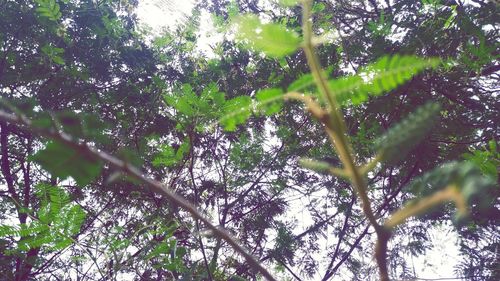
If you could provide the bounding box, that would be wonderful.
[199,0,499,278]
[0,0,498,280]
[0,0,177,279]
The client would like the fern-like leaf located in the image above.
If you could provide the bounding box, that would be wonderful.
[288,73,314,92]
[0,185,86,252]
[35,0,62,21]
[233,14,301,58]
[406,161,497,226]
[363,55,441,95]
[375,102,441,164]
[0,225,19,237]
[331,55,441,106]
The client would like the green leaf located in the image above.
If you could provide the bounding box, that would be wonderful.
[288,73,315,92]
[362,55,441,96]
[443,5,458,29]
[51,56,65,65]
[38,205,51,224]
[176,98,195,116]
[152,145,176,167]
[35,0,62,21]
[52,239,72,251]
[376,102,441,164]
[367,11,391,37]
[329,75,365,104]
[176,246,187,258]
[164,88,196,116]
[462,140,499,179]
[298,158,332,174]
[312,2,326,13]
[31,141,103,186]
[227,0,240,19]
[233,15,301,58]
[152,138,190,168]
[406,161,497,226]
[201,82,225,107]
[274,0,298,7]
[41,45,64,56]
[59,205,86,235]
[220,96,252,131]
[255,88,283,115]
[331,55,441,106]
[270,225,296,264]
[164,84,225,118]
[1,184,86,252]
[176,139,191,161]
[0,225,19,237]
[41,44,65,65]
[146,242,170,260]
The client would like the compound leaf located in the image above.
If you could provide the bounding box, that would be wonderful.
[233,14,300,58]
[32,141,102,186]
[375,102,441,164]
[256,88,283,115]
[220,96,252,131]
[331,55,441,106]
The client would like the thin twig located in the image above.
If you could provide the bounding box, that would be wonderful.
[300,1,387,279]
[0,108,277,281]
[384,185,466,229]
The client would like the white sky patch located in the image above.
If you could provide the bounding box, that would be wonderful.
[137,0,222,58]
[137,0,195,31]
[195,10,225,58]
[412,223,462,280]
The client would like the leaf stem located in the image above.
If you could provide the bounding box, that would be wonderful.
[301,0,386,278]
[284,92,326,119]
[384,185,466,229]
[359,154,383,175]
[301,0,379,231]
[375,185,467,281]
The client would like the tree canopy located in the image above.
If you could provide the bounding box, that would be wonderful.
[0,0,498,280]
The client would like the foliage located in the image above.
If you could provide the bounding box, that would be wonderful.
[0,0,498,280]
[334,55,441,105]
[153,138,191,167]
[35,0,62,22]
[376,102,441,164]
[232,14,301,58]
[284,54,441,107]
[407,161,496,224]
[463,140,499,179]
[41,44,65,65]
[209,0,499,279]
[0,184,86,252]
[32,141,103,186]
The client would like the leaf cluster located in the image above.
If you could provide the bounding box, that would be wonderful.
[0,184,86,253]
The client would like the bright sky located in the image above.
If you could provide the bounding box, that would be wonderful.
[135,1,464,280]
[137,0,195,30]
[137,0,222,56]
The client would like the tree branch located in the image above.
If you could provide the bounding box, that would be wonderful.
[0,108,277,281]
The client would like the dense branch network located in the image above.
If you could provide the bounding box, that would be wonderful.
[0,108,277,281]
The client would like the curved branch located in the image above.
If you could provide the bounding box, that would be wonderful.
[0,108,277,281]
